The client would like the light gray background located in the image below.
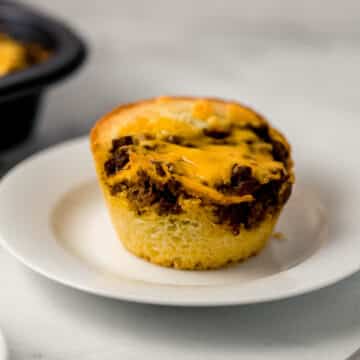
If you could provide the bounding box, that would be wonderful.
[1,0,360,359]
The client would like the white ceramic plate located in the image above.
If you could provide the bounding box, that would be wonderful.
[0,136,358,306]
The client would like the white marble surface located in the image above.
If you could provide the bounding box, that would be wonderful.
[1,0,360,358]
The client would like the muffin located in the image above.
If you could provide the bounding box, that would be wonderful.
[0,33,49,76]
[90,96,294,270]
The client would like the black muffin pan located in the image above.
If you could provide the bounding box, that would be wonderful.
[0,1,87,149]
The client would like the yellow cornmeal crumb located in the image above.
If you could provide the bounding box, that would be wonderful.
[226,103,263,127]
[106,197,277,270]
[191,99,213,119]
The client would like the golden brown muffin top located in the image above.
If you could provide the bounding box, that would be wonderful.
[91,96,294,205]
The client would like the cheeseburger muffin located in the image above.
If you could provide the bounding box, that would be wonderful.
[90,97,294,270]
[0,33,49,76]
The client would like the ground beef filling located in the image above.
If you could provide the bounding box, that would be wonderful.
[104,132,292,233]
[110,169,291,234]
[111,170,183,216]
[247,124,290,165]
[215,178,292,235]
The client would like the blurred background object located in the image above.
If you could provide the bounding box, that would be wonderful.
[0,1,86,151]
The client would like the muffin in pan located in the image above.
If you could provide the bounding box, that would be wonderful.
[90,96,294,270]
[0,33,50,76]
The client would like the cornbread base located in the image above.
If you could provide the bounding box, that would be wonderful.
[105,196,278,270]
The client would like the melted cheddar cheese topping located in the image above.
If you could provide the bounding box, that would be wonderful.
[98,97,293,205]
